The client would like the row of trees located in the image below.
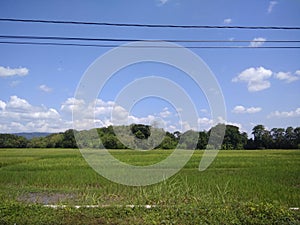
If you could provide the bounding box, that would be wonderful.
[0,124,299,149]
[248,125,300,149]
[0,129,77,149]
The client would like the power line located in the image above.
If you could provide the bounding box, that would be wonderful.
[1,41,299,49]
[0,35,300,43]
[0,35,298,48]
[1,18,300,30]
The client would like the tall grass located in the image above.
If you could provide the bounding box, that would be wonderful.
[0,149,299,205]
[0,148,299,224]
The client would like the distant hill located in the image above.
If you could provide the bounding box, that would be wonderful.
[13,132,52,140]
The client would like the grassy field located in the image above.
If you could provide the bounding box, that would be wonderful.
[0,148,299,224]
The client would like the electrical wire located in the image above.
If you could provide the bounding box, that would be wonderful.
[1,18,300,30]
[0,35,300,43]
[0,41,299,49]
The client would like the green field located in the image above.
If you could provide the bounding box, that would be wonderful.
[1,148,299,224]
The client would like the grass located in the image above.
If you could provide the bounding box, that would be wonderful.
[0,148,299,224]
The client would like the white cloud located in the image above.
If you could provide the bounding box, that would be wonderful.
[0,96,66,133]
[0,66,29,77]
[129,115,158,126]
[160,107,171,118]
[157,0,169,6]
[268,1,277,13]
[7,96,31,110]
[39,84,52,93]
[232,106,245,113]
[275,71,300,83]
[63,98,171,131]
[179,121,196,131]
[61,98,116,117]
[232,66,272,92]
[111,105,129,124]
[200,109,208,113]
[0,96,253,134]
[268,107,300,118]
[60,97,85,112]
[167,125,177,132]
[197,117,243,132]
[10,80,21,87]
[93,100,114,115]
[198,117,214,131]
[30,108,60,119]
[0,100,6,110]
[232,105,262,114]
[246,107,262,114]
[249,37,266,47]
[1,96,175,133]
[223,18,232,24]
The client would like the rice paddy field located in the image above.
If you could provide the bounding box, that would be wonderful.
[0,148,299,224]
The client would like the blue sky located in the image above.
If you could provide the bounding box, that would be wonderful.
[0,0,299,136]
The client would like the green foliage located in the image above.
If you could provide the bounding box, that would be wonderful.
[131,124,151,139]
[25,130,77,149]
[177,130,198,149]
[102,134,125,149]
[0,134,28,148]
[159,135,177,149]
[1,200,299,225]
[1,124,300,149]
[249,125,300,149]
[223,125,248,149]
[197,131,208,149]
[61,129,77,148]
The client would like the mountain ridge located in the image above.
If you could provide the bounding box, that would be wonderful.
[12,132,52,140]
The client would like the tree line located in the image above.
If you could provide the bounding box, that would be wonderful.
[0,124,299,149]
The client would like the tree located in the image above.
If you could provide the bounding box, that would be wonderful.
[208,124,226,149]
[239,132,248,149]
[284,127,296,149]
[270,128,285,149]
[252,125,267,149]
[46,133,64,148]
[2,124,300,150]
[245,138,256,150]
[159,135,177,149]
[101,125,115,135]
[0,134,28,148]
[222,125,242,150]
[173,131,181,140]
[131,124,151,139]
[61,129,77,148]
[134,130,145,139]
[102,134,121,149]
[294,127,300,149]
[197,131,208,149]
[178,130,198,149]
